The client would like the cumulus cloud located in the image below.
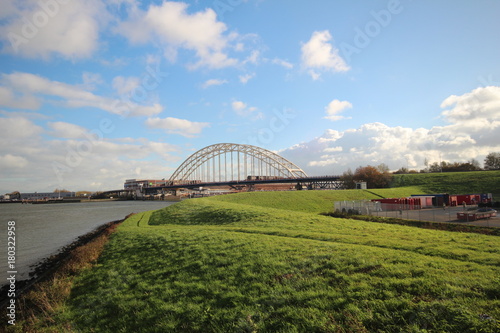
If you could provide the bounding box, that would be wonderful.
[441,86,500,123]
[0,114,44,139]
[116,1,240,69]
[231,100,263,120]
[0,0,108,59]
[1,72,163,117]
[280,86,500,175]
[0,154,29,169]
[301,30,350,79]
[0,86,40,110]
[146,116,210,137]
[48,121,88,139]
[0,114,180,193]
[324,99,353,121]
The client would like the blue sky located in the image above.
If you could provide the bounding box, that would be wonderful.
[1,0,499,193]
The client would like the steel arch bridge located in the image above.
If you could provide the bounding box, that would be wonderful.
[169,143,308,183]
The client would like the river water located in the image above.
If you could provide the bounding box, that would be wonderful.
[0,200,175,284]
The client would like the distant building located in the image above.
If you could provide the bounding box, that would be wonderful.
[124,179,168,191]
[355,181,367,190]
[20,192,76,200]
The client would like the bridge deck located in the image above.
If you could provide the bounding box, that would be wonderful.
[144,176,343,193]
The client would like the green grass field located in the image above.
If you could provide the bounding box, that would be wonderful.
[391,170,500,198]
[54,189,500,332]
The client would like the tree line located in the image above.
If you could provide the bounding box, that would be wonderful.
[341,152,500,189]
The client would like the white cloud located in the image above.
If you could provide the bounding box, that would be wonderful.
[280,86,500,175]
[0,115,44,139]
[0,0,17,20]
[441,86,500,123]
[112,76,141,95]
[244,50,260,65]
[0,114,181,193]
[202,79,228,89]
[0,86,40,109]
[324,99,353,121]
[231,100,263,120]
[116,1,239,69]
[1,72,163,117]
[272,58,294,69]
[48,121,88,139]
[239,73,255,84]
[324,146,343,153]
[232,101,247,112]
[0,154,28,169]
[308,70,321,81]
[301,30,350,79]
[146,117,210,137]
[0,0,108,59]
[81,72,104,91]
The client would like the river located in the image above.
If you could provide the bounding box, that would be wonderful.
[0,200,176,284]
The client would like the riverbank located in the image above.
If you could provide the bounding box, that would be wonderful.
[1,216,126,331]
[0,216,125,302]
[0,201,178,283]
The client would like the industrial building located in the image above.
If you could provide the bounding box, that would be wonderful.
[19,192,76,200]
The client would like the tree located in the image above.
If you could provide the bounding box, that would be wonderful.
[340,168,355,189]
[484,152,500,170]
[394,167,409,174]
[428,162,443,173]
[426,160,481,173]
[352,165,391,189]
[469,159,481,170]
[377,163,390,173]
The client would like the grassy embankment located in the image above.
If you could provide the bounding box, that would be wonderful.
[391,170,500,199]
[12,187,499,332]
[3,221,121,333]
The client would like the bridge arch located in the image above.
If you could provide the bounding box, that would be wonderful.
[169,143,307,183]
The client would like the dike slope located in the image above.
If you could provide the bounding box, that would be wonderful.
[59,192,500,332]
[56,190,500,332]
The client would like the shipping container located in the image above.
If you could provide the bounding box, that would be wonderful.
[480,193,493,203]
[456,194,481,206]
[411,194,453,206]
[371,198,422,211]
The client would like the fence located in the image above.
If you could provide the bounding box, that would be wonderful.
[333,200,493,225]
